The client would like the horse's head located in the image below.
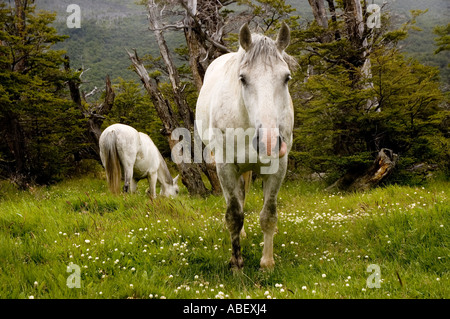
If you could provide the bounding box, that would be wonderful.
[238,22,292,159]
[161,174,180,197]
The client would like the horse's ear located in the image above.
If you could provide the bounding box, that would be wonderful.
[239,23,252,51]
[173,174,179,184]
[276,22,290,52]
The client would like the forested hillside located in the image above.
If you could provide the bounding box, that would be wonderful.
[37,0,449,90]
[38,0,176,94]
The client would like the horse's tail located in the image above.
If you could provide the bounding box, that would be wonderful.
[101,130,121,195]
[242,171,252,207]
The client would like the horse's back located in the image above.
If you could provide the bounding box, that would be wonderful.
[100,123,141,193]
[101,124,140,144]
[100,123,140,165]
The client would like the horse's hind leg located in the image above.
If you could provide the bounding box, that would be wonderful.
[218,164,244,270]
[123,165,134,193]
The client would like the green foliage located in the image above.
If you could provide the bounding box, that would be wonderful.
[289,5,448,185]
[292,48,447,182]
[0,2,86,184]
[237,0,297,32]
[434,23,450,57]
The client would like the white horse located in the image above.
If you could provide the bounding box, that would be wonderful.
[99,123,179,198]
[195,23,294,269]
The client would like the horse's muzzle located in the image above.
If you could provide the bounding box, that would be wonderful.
[252,128,287,158]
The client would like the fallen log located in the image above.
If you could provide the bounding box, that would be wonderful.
[327,148,399,192]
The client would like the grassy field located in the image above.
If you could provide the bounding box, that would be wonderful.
[0,175,448,299]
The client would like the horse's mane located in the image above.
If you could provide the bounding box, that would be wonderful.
[239,34,298,71]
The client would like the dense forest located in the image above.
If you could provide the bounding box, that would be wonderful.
[0,0,448,192]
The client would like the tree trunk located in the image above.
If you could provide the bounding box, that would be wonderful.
[308,0,329,29]
[64,56,115,158]
[142,0,222,195]
[342,0,364,45]
[325,0,341,40]
[2,111,27,185]
[184,26,207,91]
[86,75,115,154]
[326,148,398,192]
[147,0,194,128]
[181,0,229,92]
[341,0,378,111]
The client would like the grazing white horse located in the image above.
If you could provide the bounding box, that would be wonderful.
[99,123,179,198]
[195,23,294,269]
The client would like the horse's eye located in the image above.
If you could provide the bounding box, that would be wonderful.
[285,74,292,84]
[239,75,247,85]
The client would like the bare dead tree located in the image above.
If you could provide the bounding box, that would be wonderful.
[181,0,231,91]
[325,0,340,40]
[126,0,233,195]
[64,56,115,157]
[147,0,194,128]
[306,1,378,108]
[142,0,248,91]
[127,49,214,196]
[308,0,329,29]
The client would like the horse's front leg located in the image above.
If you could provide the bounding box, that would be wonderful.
[260,157,287,270]
[130,178,138,193]
[218,163,244,270]
[146,171,157,198]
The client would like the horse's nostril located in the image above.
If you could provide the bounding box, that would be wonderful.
[252,129,283,155]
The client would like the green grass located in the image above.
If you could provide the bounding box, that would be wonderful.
[0,176,448,299]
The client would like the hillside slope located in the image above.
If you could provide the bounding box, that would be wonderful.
[36,0,449,90]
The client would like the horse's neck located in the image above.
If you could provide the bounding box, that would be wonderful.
[157,153,173,189]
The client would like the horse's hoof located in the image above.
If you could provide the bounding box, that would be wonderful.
[229,256,244,270]
[260,257,275,270]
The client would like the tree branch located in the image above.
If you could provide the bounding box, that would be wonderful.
[178,0,231,54]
